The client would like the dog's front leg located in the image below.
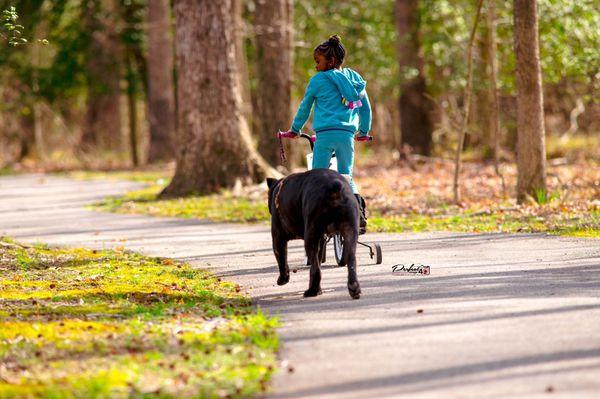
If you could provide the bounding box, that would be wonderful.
[303,230,322,297]
[273,232,290,286]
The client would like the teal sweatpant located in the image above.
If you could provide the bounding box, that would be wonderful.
[312,130,358,193]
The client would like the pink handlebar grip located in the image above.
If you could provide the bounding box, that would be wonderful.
[277,130,298,139]
[356,135,373,142]
[310,135,316,143]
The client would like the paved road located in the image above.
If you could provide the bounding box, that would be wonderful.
[1,174,599,399]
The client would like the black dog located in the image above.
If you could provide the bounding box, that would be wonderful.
[266,169,361,299]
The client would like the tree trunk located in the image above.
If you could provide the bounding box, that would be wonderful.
[232,0,252,123]
[473,18,491,155]
[162,0,277,197]
[253,0,293,165]
[32,103,45,162]
[513,0,546,203]
[126,50,139,167]
[32,32,46,162]
[487,0,506,195]
[146,0,176,162]
[18,116,35,161]
[81,0,122,152]
[395,0,433,156]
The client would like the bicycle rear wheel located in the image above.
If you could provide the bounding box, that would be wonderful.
[333,234,346,266]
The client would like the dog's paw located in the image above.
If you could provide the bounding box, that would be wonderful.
[348,282,361,299]
[303,287,322,297]
[277,274,290,286]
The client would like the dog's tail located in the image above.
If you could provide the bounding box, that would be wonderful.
[326,180,344,207]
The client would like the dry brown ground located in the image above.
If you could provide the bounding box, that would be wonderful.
[355,150,599,218]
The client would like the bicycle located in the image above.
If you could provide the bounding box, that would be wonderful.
[277,130,383,266]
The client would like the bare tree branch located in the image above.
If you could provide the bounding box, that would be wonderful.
[453,0,485,204]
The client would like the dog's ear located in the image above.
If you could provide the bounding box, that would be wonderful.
[266,177,279,190]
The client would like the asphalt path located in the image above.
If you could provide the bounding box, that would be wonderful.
[1,174,599,398]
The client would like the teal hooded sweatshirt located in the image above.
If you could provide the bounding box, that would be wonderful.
[290,68,372,136]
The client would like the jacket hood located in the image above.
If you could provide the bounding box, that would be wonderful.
[324,68,367,102]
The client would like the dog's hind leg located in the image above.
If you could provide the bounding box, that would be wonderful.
[318,235,327,264]
[342,225,361,299]
[303,228,323,297]
[272,231,290,286]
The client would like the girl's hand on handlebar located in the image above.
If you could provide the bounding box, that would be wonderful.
[277,130,300,139]
[356,134,373,142]
[278,130,299,139]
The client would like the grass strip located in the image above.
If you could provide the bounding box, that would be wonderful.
[90,182,599,238]
[0,238,279,399]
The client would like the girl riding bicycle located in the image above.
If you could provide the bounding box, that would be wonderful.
[287,35,372,233]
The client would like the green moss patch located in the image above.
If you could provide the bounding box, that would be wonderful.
[369,208,600,238]
[67,170,172,185]
[92,185,270,224]
[0,240,278,398]
[90,184,599,238]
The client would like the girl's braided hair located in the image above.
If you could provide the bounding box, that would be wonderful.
[314,35,346,68]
